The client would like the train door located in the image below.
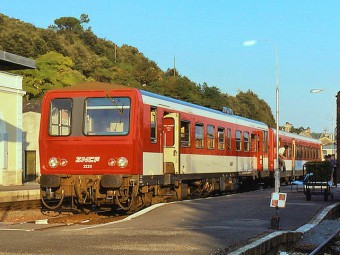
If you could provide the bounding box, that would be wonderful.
[251,131,263,171]
[292,139,296,176]
[163,113,180,174]
[268,128,275,170]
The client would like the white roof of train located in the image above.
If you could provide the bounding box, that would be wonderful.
[140,90,268,130]
[273,129,322,144]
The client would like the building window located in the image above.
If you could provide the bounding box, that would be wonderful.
[218,127,225,150]
[181,120,190,147]
[150,106,157,143]
[244,131,250,152]
[195,123,204,148]
[236,130,242,151]
[207,125,215,149]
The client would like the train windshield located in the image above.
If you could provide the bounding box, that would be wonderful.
[49,98,72,136]
[84,97,131,136]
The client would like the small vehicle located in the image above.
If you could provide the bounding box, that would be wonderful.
[303,161,334,201]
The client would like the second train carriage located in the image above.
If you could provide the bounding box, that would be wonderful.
[39,82,322,212]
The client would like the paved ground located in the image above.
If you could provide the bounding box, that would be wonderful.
[0,183,338,254]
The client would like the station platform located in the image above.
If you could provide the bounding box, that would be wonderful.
[0,182,339,254]
[0,182,40,203]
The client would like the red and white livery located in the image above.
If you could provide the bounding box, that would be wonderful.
[39,82,322,212]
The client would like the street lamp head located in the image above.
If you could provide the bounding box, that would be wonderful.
[310,89,324,94]
[242,40,258,47]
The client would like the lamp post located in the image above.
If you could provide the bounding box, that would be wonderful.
[310,89,335,156]
[243,40,280,193]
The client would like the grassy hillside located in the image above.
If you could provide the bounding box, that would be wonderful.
[0,13,276,127]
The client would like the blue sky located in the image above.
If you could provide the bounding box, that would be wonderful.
[2,1,339,133]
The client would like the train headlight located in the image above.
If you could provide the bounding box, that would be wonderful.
[60,159,68,167]
[48,157,59,168]
[117,157,128,168]
[108,158,116,167]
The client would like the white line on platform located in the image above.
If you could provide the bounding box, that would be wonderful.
[71,203,166,231]
[0,228,34,232]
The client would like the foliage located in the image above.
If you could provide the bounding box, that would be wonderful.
[15,52,89,99]
[0,13,276,127]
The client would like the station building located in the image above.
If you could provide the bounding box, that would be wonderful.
[0,51,35,186]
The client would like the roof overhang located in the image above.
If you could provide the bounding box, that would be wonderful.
[0,50,36,70]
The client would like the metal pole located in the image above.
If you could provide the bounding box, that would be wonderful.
[242,39,281,192]
[332,96,335,156]
[274,44,280,193]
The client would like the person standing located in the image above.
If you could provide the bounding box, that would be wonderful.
[279,145,288,173]
[330,154,337,187]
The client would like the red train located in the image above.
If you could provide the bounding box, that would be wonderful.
[39,82,322,212]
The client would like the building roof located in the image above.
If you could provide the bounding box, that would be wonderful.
[0,50,36,70]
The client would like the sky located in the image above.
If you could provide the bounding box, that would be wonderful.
[1,1,339,134]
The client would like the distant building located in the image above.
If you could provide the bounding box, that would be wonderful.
[0,51,35,186]
[322,144,337,159]
[283,122,293,132]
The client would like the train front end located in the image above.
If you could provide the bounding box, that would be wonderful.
[39,85,143,212]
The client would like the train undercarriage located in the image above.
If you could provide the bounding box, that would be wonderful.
[40,173,245,214]
[40,170,298,214]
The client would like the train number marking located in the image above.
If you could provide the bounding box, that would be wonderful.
[83,164,93,169]
[75,156,101,163]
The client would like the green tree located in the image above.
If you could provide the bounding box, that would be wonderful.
[18,51,89,99]
[235,90,275,127]
[52,17,82,32]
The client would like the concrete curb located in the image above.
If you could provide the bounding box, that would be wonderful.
[229,202,340,255]
[0,189,40,203]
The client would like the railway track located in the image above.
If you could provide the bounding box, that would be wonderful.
[309,229,340,255]
[0,199,41,212]
[0,200,127,225]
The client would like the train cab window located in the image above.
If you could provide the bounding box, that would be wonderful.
[227,128,231,151]
[207,125,215,149]
[181,120,190,147]
[244,132,250,152]
[236,130,242,151]
[84,97,130,136]
[218,127,225,150]
[195,123,204,148]
[49,98,72,136]
[150,106,157,143]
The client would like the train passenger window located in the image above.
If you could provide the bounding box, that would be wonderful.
[218,127,225,150]
[251,133,258,152]
[84,97,130,136]
[181,120,190,147]
[150,106,157,143]
[227,128,231,151]
[195,123,204,148]
[236,130,242,151]
[244,132,250,152]
[207,125,215,149]
[49,98,72,136]
[297,145,301,159]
